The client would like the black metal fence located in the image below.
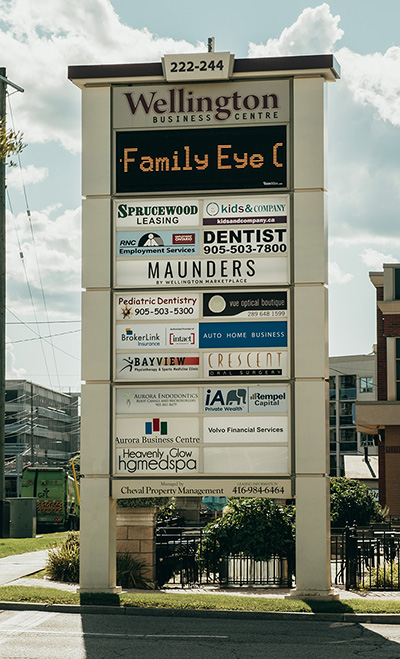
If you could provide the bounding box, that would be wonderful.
[331,523,400,590]
[155,526,293,589]
[157,523,400,591]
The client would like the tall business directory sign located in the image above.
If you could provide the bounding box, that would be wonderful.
[69,52,340,597]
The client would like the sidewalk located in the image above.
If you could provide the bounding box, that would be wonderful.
[0,550,48,587]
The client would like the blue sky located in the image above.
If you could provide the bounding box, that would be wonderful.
[1,0,400,391]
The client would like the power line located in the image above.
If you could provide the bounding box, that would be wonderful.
[7,320,81,325]
[6,308,80,361]
[7,93,63,389]
[6,191,54,383]
[7,328,80,344]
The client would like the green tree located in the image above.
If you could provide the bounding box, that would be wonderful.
[330,477,386,527]
[197,498,295,570]
[0,116,25,166]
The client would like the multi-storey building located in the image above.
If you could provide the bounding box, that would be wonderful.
[329,352,377,478]
[4,380,80,497]
[355,264,400,515]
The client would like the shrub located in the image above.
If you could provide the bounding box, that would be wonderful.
[45,531,80,583]
[45,532,151,589]
[330,477,386,528]
[368,562,400,589]
[117,497,170,509]
[197,498,295,571]
[116,553,151,589]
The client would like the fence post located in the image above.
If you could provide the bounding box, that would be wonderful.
[345,523,358,590]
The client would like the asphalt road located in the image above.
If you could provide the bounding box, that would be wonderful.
[2,610,400,659]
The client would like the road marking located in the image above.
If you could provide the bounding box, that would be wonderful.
[0,611,55,630]
[0,629,228,639]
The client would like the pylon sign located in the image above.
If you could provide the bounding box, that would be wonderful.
[71,51,339,596]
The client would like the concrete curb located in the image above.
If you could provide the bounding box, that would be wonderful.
[2,600,400,623]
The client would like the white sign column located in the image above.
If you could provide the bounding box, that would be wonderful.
[292,77,332,597]
[80,87,117,592]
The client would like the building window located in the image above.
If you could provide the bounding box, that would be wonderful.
[340,375,357,400]
[329,429,336,453]
[360,376,373,393]
[340,427,357,452]
[329,455,337,477]
[339,402,353,426]
[396,338,400,401]
[329,376,336,400]
[360,433,377,448]
[329,402,336,427]
[395,267,400,300]
[5,390,19,402]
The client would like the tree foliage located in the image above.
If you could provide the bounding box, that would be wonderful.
[0,116,25,166]
[197,498,295,569]
[330,477,386,527]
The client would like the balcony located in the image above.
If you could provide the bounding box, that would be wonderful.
[339,388,356,400]
[355,401,400,433]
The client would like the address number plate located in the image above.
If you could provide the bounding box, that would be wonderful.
[162,52,234,82]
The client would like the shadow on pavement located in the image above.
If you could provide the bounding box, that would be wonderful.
[78,612,400,659]
[302,599,355,613]
[80,592,121,607]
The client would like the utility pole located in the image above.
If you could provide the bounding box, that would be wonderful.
[30,381,34,464]
[0,68,24,537]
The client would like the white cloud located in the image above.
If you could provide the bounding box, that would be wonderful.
[248,3,343,57]
[330,235,400,248]
[246,4,400,242]
[6,338,27,378]
[329,261,354,284]
[359,248,398,270]
[0,0,205,152]
[336,46,400,128]
[6,164,49,191]
[6,205,81,315]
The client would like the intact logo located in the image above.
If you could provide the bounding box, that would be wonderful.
[168,329,196,346]
[145,418,167,435]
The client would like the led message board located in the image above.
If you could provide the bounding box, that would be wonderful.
[115,125,287,193]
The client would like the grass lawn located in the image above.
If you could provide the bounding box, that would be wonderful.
[1,585,400,614]
[0,533,67,559]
